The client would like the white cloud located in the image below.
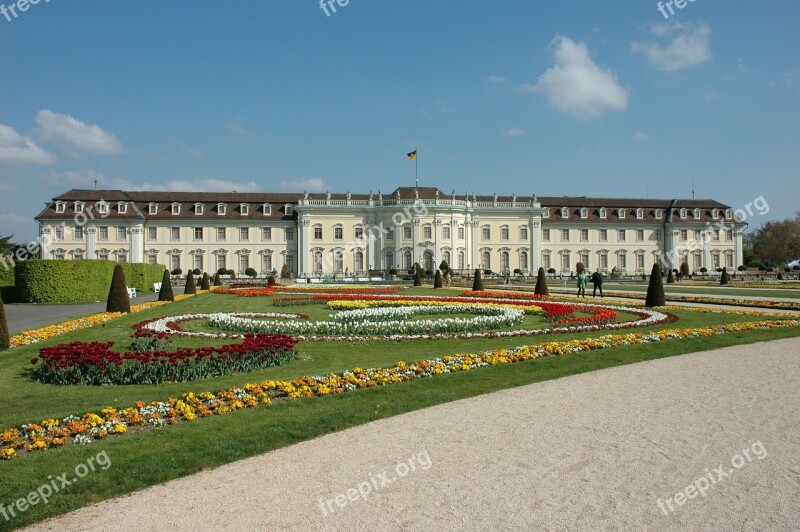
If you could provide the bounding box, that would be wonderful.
[634,131,650,141]
[229,120,250,137]
[173,140,204,160]
[631,23,712,72]
[524,36,628,118]
[487,75,509,83]
[36,110,125,154]
[139,179,260,193]
[0,213,36,242]
[277,178,329,192]
[0,125,57,165]
[501,127,526,137]
[0,181,19,192]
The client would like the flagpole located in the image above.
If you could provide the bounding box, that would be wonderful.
[415,148,418,188]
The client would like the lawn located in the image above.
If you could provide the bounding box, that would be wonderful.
[1,286,798,530]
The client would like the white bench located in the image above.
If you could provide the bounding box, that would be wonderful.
[127,286,137,298]
[153,282,162,294]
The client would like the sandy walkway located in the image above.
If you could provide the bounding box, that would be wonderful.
[27,337,800,531]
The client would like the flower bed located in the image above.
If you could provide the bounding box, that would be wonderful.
[4,317,798,460]
[213,286,400,297]
[133,312,307,339]
[30,334,297,385]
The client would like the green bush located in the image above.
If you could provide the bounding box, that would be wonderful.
[645,264,666,307]
[267,275,277,286]
[413,263,423,287]
[106,264,131,313]
[14,260,165,303]
[158,269,174,302]
[434,270,443,288]
[534,267,549,296]
[280,264,291,279]
[245,267,257,279]
[0,291,9,350]
[472,269,483,291]
[666,268,675,284]
[200,272,211,290]
[184,271,197,295]
[213,273,221,286]
[720,267,730,285]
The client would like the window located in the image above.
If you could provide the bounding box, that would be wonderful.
[680,209,687,219]
[561,254,570,271]
[580,229,589,242]
[171,255,181,271]
[655,230,662,241]
[117,252,127,263]
[501,226,509,240]
[194,203,204,215]
[519,227,528,240]
[354,226,363,239]
[97,202,109,215]
[55,202,66,213]
[520,250,528,270]
[542,208,550,218]
[74,227,84,240]
[403,251,413,269]
[385,251,394,269]
[285,228,294,241]
[725,209,733,220]
[148,203,158,215]
[712,209,719,219]
[561,207,569,219]
[119,202,128,214]
[542,253,551,270]
[355,251,364,272]
[147,254,158,265]
[636,254,645,270]
[148,227,157,240]
[618,253,627,270]
[171,227,180,241]
[680,230,688,242]
[618,209,626,219]
[285,204,293,216]
[218,203,227,215]
[314,226,323,240]
[216,254,226,271]
[482,226,491,240]
[599,229,608,242]
[262,254,272,273]
[457,251,465,269]
[442,250,451,266]
[580,208,588,219]
[194,228,204,241]
[599,253,608,270]
[725,230,733,241]
[481,251,491,270]
[542,229,550,241]
[171,203,181,215]
[636,209,644,219]
[239,254,249,272]
[580,253,590,269]
[443,226,451,239]
[599,208,607,219]
[74,202,84,213]
[694,209,701,219]
[217,227,226,241]
[116,227,127,240]
[240,204,249,216]
[286,254,294,273]
[457,226,465,239]
[239,228,250,241]
[726,254,734,268]
[334,226,344,240]
[655,209,662,219]
[713,230,720,241]
[423,225,432,240]
[618,229,626,242]
[403,226,412,240]
[386,227,395,240]
[194,254,203,271]
[332,251,343,273]
[99,226,109,241]
[694,229,702,241]
[500,251,509,271]
[263,203,272,215]
[262,227,272,241]
[636,229,644,242]
[561,229,569,242]
[54,226,64,241]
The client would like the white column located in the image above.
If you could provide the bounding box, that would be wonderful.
[434,217,443,268]
[703,229,712,271]
[530,216,541,273]
[734,229,743,269]
[130,224,144,263]
[412,217,420,266]
[39,225,52,259]
[471,218,480,270]
[300,216,311,276]
[86,226,97,259]
[464,214,472,271]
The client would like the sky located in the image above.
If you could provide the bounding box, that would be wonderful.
[1,0,798,242]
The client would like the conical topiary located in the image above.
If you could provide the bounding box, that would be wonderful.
[184,271,196,295]
[645,264,666,307]
[720,267,730,285]
[413,263,422,287]
[666,268,675,284]
[434,269,443,288]
[534,267,549,296]
[267,275,277,286]
[472,269,484,291]
[200,272,211,290]
[106,264,131,313]
[158,269,174,302]
[213,273,221,286]
[0,291,9,350]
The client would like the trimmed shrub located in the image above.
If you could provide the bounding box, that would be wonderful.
[171,268,182,276]
[245,267,257,279]
[184,271,197,295]
[192,268,202,276]
[720,267,730,285]
[472,269,483,291]
[106,264,131,313]
[217,268,228,275]
[434,269,443,288]
[213,273,221,286]
[666,268,675,284]
[645,264,666,307]
[439,260,450,272]
[0,291,9,350]
[200,272,211,290]
[547,268,556,275]
[513,268,522,275]
[389,268,398,276]
[267,275,277,286]
[534,267,549,296]
[413,263,423,287]
[158,269,174,302]
[280,264,291,279]
[777,272,784,280]
[226,269,236,278]
[700,267,708,275]
[680,263,690,277]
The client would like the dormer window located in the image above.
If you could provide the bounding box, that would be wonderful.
[217,203,227,215]
[636,208,644,219]
[712,209,719,219]
[118,202,128,214]
[194,203,204,215]
[171,203,181,215]
[599,208,607,219]
[693,208,701,219]
[74,202,85,213]
[148,202,158,215]
[240,203,249,215]
[725,209,733,219]
[97,202,109,215]
[580,208,588,219]
[654,209,662,219]
[55,201,66,213]
[619,208,626,219]
[263,203,272,215]
[285,204,293,216]
[680,208,687,219]
[542,208,549,218]
[561,207,569,219]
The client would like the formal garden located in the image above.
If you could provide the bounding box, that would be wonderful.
[1,264,799,528]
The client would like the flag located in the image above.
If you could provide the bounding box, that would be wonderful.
[407,150,417,161]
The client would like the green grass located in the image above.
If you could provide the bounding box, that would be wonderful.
[0,287,798,530]
[590,283,800,299]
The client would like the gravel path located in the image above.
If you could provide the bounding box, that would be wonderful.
[26,337,800,531]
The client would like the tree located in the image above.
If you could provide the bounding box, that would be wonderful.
[439,260,450,272]
[200,273,211,290]
[213,273,221,286]
[700,267,708,275]
[472,269,484,291]
[267,275,277,286]
[245,267,257,279]
[645,264,665,307]
[158,269,174,302]
[106,264,131,313]
[217,267,228,276]
[534,267,549,296]
[547,268,556,276]
[434,269,443,288]
[720,267,730,285]
[749,218,800,265]
[666,268,675,284]
[226,269,235,278]
[192,268,202,276]
[737,265,747,273]
[280,264,291,279]
[184,271,197,295]
[171,268,182,276]
[0,291,9,350]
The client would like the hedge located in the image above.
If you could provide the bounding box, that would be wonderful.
[0,262,14,302]
[14,260,166,303]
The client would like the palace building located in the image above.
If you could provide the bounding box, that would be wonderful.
[34,186,745,277]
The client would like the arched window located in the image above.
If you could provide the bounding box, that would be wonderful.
[385,251,394,269]
[442,250,451,267]
[520,250,528,270]
[500,251,510,271]
[313,251,323,273]
[354,250,364,272]
[481,251,491,270]
[403,251,413,269]
[334,251,344,273]
[457,251,465,270]
[422,251,433,272]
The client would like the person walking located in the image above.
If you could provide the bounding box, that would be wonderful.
[576,270,587,297]
[591,269,604,298]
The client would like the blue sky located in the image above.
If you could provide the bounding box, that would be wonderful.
[1,0,798,242]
